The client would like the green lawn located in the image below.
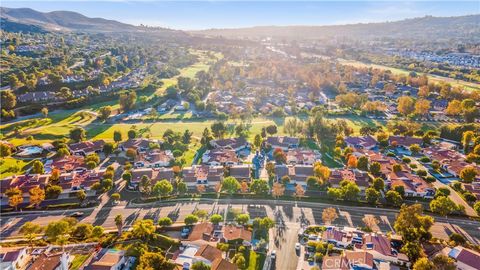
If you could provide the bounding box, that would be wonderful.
[0,157,32,178]
[70,254,90,270]
[248,251,266,270]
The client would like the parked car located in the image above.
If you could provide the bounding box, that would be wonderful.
[69,211,84,217]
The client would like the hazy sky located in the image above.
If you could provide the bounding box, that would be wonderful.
[2,1,479,30]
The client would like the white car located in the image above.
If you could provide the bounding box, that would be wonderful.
[295,243,301,252]
[271,250,276,260]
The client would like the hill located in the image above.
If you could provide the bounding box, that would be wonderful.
[1,7,140,32]
[191,15,480,41]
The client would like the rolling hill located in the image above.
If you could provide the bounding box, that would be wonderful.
[1,7,140,32]
[192,15,480,41]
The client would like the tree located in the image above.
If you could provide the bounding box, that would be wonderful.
[432,255,456,270]
[197,184,206,193]
[284,118,303,137]
[31,160,44,174]
[370,162,381,176]
[113,130,122,143]
[29,186,45,208]
[340,181,360,201]
[294,184,305,198]
[0,142,12,157]
[462,130,475,153]
[397,96,415,115]
[128,129,137,139]
[347,155,357,168]
[132,219,155,240]
[254,134,262,149]
[73,223,93,240]
[184,214,199,225]
[41,107,48,118]
[459,166,477,183]
[412,257,434,270]
[173,180,186,194]
[191,261,211,270]
[92,226,104,238]
[236,213,250,225]
[137,252,175,270]
[430,196,457,217]
[70,127,86,142]
[372,178,384,191]
[210,214,223,225]
[365,187,380,204]
[158,217,173,227]
[271,182,285,198]
[103,142,114,156]
[114,214,123,236]
[474,201,480,216]
[221,176,240,195]
[414,99,431,116]
[445,100,463,116]
[200,128,213,145]
[265,125,278,135]
[45,185,63,199]
[273,148,287,164]
[322,207,338,225]
[394,204,434,243]
[385,190,403,207]
[98,106,112,121]
[1,90,16,117]
[20,222,42,247]
[409,144,422,155]
[9,194,23,211]
[119,91,137,112]
[139,175,152,195]
[153,180,173,200]
[111,192,120,201]
[357,156,369,171]
[211,121,226,139]
[313,162,331,183]
[182,129,193,144]
[45,220,71,243]
[250,179,269,195]
[362,216,379,232]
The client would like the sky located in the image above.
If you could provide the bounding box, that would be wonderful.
[2,1,479,30]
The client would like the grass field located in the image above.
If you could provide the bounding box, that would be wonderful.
[70,254,90,270]
[339,59,480,91]
[0,157,32,178]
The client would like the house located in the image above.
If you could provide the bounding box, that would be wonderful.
[424,147,480,180]
[121,138,159,153]
[202,148,239,166]
[286,149,321,165]
[28,252,71,270]
[274,164,313,187]
[182,165,224,189]
[388,136,422,147]
[210,137,249,152]
[85,249,126,270]
[358,234,410,267]
[187,222,217,243]
[222,225,252,245]
[448,247,480,270]
[329,169,370,192]
[0,248,30,270]
[387,170,435,198]
[265,136,300,150]
[134,150,174,168]
[321,228,352,248]
[68,140,106,156]
[322,251,374,270]
[45,155,86,173]
[128,168,175,190]
[57,170,104,197]
[344,136,378,150]
[228,164,252,182]
[0,174,49,203]
[174,244,236,270]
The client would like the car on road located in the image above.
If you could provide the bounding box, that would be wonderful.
[270,250,276,261]
[69,211,84,217]
[295,243,301,253]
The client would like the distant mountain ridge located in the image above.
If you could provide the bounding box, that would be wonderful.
[1,7,140,32]
[191,15,480,41]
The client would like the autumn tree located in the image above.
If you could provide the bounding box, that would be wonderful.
[397,96,415,116]
[414,99,431,116]
[29,186,45,208]
[322,207,338,225]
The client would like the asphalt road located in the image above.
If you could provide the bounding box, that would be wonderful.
[1,198,479,269]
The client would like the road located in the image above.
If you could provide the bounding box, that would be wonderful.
[2,198,480,245]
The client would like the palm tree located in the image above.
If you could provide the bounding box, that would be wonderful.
[115,214,123,236]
